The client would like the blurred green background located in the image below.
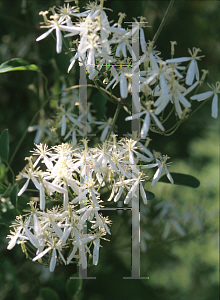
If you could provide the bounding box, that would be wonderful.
[0,1,219,300]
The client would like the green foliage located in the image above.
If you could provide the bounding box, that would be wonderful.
[0,58,40,73]
[159,172,200,188]
[0,129,9,162]
[66,276,83,299]
[39,287,60,300]
[10,184,18,207]
[145,190,155,200]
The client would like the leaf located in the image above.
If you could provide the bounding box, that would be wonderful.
[10,184,18,207]
[0,58,40,73]
[0,129,9,162]
[0,183,11,198]
[39,288,60,300]
[145,190,155,200]
[159,172,200,188]
[0,162,6,179]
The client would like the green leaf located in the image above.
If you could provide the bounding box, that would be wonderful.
[0,58,40,73]
[159,172,200,188]
[39,288,60,300]
[0,129,9,162]
[10,184,18,207]
[0,162,6,179]
[0,183,11,198]
[145,190,155,200]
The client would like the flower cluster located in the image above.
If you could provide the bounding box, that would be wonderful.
[6,0,218,274]
[35,1,218,140]
[7,137,173,270]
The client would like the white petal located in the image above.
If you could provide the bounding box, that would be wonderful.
[67,245,78,264]
[32,246,52,261]
[140,28,146,53]
[120,73,128,99]
[140,183,147,204]
[166,57,190,63]
[185,60,196,86]
[61,115,66,136]
[176,90,191,108]
[141,113,150,138]
[150,112,165,132]
[49,248,57,272]
[151,166,163,187]
[36,27,54,41]
[190,91,213,101]
[52,221,63,239]
[7,228,22,250]
[93,238,100,265]
[211,94,218,118]
[25,227,39,248]
[56,27,62,53]
[165,165,174,184]
[18,179,30,196]
[39,183,45,211]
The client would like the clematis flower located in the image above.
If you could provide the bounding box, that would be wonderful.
[166,47,204,86]
[190,81,220,118]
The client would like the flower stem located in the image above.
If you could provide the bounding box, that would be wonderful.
[105,102,122,141]
[153,0,175,43]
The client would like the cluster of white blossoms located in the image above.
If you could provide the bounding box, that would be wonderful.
[7,137,173,270]
[7,0,218,272]
[35,0,218,140]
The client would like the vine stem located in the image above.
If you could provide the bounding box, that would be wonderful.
[105,102,122,142]
[153,0,175,43]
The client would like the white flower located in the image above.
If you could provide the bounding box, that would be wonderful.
[36,14,69,54]
[142,155,173,187]
[190,81,220,118]
[125,102,165,138]
[166,48,204,86]
[106,66,131,99]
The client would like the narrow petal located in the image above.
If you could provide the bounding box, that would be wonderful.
[36,27,54,41]
[141,113,150,138]
[120,72,128,99]
[211,94,218,118]
[166,57,190,63]
[32,246,52,261]
[18,179,30,196]
[49,248,57,272]
[185,60,196,86]
[93,238,100,265]
[39,183,45,211]
[190,91,213,101]
[56,27,62,53]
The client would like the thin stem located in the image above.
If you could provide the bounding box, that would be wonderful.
[153,0,175,43]
[161,106,175,124]
[105,103,122,142]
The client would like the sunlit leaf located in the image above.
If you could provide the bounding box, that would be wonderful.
[0,58,40,73]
